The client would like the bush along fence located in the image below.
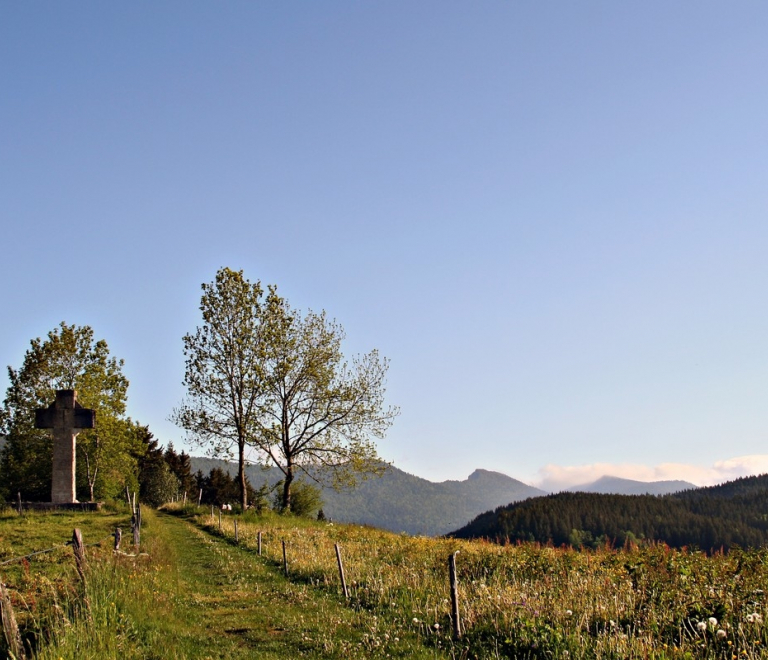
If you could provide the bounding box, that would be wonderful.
[191,506,768,659]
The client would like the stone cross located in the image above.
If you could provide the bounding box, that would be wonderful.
[34,390,95,503]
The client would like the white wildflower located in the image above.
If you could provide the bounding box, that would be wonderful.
[565,609,573,617]
[708,617,718,627]
[716,629,726,640]
[696,621,707,632]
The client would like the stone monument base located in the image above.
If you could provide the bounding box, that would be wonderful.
[18,502,103,512]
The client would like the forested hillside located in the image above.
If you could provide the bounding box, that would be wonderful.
[450,473,768,550]
[189,457,544,536]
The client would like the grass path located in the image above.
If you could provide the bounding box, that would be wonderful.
[149,512,448,659]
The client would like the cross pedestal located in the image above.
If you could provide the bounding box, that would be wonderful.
[35,390,95,503]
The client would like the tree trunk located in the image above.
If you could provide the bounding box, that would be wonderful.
[282,466,293,512]
[238,439,248,510]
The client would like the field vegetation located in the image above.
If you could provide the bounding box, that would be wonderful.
[1,505,768,659]
[189,506,768,659]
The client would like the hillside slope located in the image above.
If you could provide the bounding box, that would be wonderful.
[450,473,768,550]
[189,457,544,536]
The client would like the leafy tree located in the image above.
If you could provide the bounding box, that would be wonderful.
[174,268,399,513]
[0,323,141,501]
[256,289,398,511]
[142,462,180,507]
[272,479,323,518]
[171,268,266,509]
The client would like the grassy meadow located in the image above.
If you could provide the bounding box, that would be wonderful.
[1,504,768,658]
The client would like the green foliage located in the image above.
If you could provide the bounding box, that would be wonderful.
[251,481,271,513]
[197,466,260,507]
[171,268,266,510]
[142,461,181,507]
[452,473,768,550]
[0,322,142,501]
[256,288,398,512]
[174,268,399,514]
[272,479,323,517]
[163,442,195,496]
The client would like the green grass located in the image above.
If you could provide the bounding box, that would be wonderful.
[0,506,447,659]
[184,506,768,659]
[3,505,768,659]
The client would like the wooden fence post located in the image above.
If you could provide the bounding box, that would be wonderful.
[234,519,239,543]
[449,551,462,639]
[0,581,26,660]
[218,509,222,532]
[198,488,203,506]
[72,528,92,618]
[183,491,187,507]
[16,493,21,516]
[114,527,122,551]
[335,543,349,598]
[72,529,86,581]
[132,506,141,548]
[258,531,262,556]
[282,540,288,577]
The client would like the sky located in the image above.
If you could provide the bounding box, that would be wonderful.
[2,3,768,491]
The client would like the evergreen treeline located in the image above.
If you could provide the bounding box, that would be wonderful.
[136,432,265,509]
[450,474,768,551]
[136,436,321,516]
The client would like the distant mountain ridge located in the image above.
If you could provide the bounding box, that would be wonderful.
[189,457,544,536]
[567,475,696,496]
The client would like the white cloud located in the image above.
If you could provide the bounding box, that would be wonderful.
[533,455,768,492]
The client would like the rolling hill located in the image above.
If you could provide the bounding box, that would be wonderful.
[189,457,544,536]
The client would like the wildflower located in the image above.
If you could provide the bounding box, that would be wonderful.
[697,621,707,632]
[709,617,718,627]
[716,629,727,640]
[412,618,419,624]
[433,623,440,631]
[747,613,763,624]
[565,609,573,617]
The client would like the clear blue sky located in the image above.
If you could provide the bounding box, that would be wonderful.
[2,3,768,489]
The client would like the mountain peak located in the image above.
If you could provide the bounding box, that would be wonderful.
[467,468,506,480]
[569,475,697,496]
